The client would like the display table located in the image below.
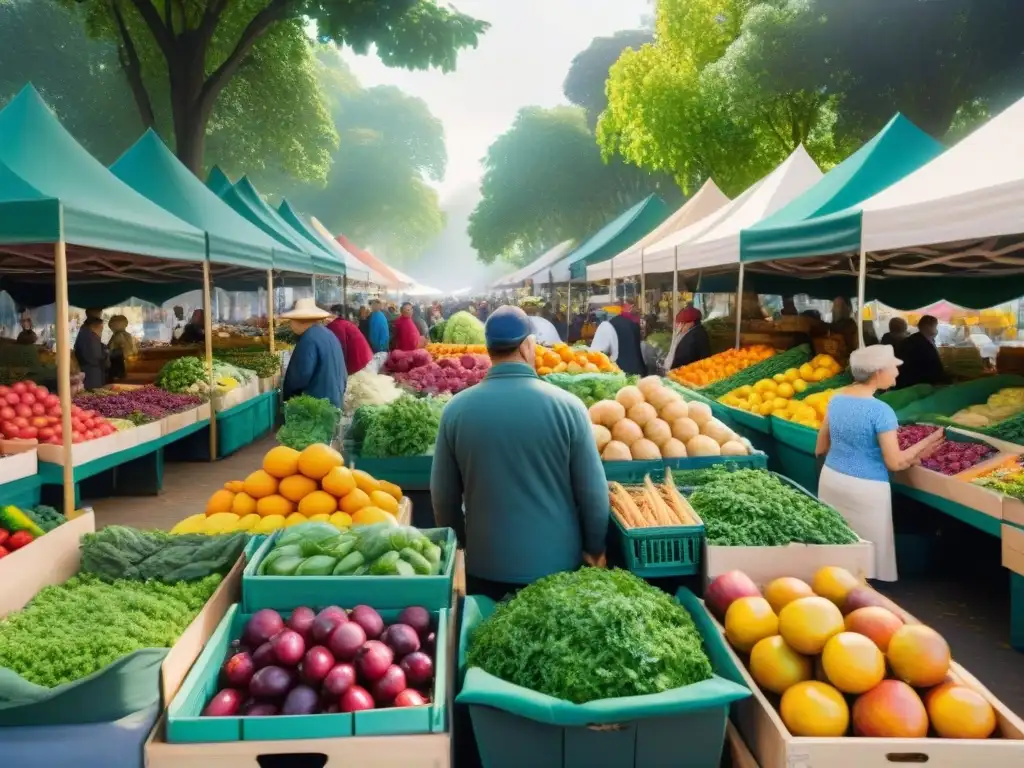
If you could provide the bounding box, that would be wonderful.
[0,447,41,508]
[164,390,277,462]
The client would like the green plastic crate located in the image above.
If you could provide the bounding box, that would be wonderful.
[769,416,820,493]
[456,588,750,768]
[242,527,457,612]
[611,514,704,578]
[0,473,42,509]
[350,454,433,491]
[602,454,767,484]
[167,603,448,743]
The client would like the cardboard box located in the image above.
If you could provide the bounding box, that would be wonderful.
[161,407,199,436]
[1003,523,1024,577]
[705,601,1024,768]
[0,446,37,484]
[726,721,760,768]
[133,421,163,448]
[196,402,212,422]
[704,539,875,585]
[1003,498,1024,528]
[37,429,133,467]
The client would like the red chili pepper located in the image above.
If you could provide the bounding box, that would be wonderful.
[0,529,8,547]
[7,530,33,550]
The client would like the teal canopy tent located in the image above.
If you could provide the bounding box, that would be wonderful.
[207,166,234,198]
[561,195,671,281]
[276,200,347,277]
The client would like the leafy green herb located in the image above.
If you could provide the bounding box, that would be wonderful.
[215,351,281,379]
[441,311,485,345]
[80,526,247,583]
[155,356,208,393]
[361,395,446,458]
[23,505,65,533]
[429,321,447,343]
[687,469,858,546]
[0,574,221,688]
[276,395,341,450]
[542,373,639,408]
[467,569,713,704]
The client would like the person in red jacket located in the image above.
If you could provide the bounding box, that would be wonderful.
[327,305,373,375]
[393,302,424,352]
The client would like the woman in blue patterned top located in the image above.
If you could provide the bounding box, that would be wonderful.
[815,345,943,581]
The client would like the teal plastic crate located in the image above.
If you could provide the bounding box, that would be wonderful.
[769,416,820,493]
[242,527,457,612]
[0,473,42,508]
[167,603,448,743]
[350,454,433,491]
[611,514,703,578]
[456,588,750,768]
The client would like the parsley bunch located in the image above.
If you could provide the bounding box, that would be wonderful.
[687,469,858,546]
[467,569,712,704]
[362,394,446,458]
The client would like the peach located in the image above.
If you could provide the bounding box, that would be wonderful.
[844,606,904,652]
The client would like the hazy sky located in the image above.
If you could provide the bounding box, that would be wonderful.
[340,0,650,202]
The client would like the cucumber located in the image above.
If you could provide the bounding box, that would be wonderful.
[701,344,813,399]
[266,555,304,576]
[369,550,402,575]
[395,560,415,577]
[332,551,366,575]
[400,548,433,576]
[295,555,338,576]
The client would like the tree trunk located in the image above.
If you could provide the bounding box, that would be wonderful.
[168,36,214,176]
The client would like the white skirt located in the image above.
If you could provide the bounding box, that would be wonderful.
[817,464,897,582]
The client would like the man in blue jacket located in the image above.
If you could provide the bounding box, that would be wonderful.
[430,305,609,600]
[367,299,390,354]
[281,299,345,408]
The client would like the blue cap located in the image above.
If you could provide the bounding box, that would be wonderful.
[485,305,532,349]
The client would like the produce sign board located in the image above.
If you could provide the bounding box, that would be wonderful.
[167,604,450,742]
[702,601,1024,768]
[0,446,36,485]
[242,527,457,612]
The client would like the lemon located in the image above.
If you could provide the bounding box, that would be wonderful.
[759,379,778,394]
[773,373,787,384]
[772,397,790,411]
[784,368,800,382]
[799,363,815,380]
[777,382,795,399]
[736,385,754,397]
[759,402,775,416]
[792,379,808,393]
[748,392,763,406]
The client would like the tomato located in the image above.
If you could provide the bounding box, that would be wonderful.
[46,435,61,445]
[46,415,59,425]
[43,394,59,409]
[38,427,54,440]
[20,393,35,406]
[72,433,84,444]
[5,393,19,405]
[83,418,96,430]
[0,407,14,421]
[30,417,48,428]
[1,422,18,438]
[85,430,96,440]
[18,427,37,439]
[34,385,48,397]
[71,406,83,417]
[11,382,27,394]
[30,403,45,416]
[12,417,28,429]
[72,418,84,432]
[0,386,8,396]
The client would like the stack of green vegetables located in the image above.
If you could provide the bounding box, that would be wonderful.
[21,505,65,533]
[541,373,639,407]
[276,395,341,451]
[212,360,255,384]
[357,394,448,458]
[156,356,207,393]
[80,526,247,583]
[467,569,712,704]
[700,344,813,400]
[441,311,485,345]
[876,383,935,411]
[428,321,447,343]
[214,351,280,379]
[685,469,858,546]
[257,522,447,577]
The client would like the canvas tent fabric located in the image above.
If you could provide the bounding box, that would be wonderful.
[307,217,373,283]
[493,240,575,288]
[111,130,276,271]
[0,85,205,264]
[587,179,731,280]
[335,233,405,288]
[276,200,346,276]
[207,166,234,198]
[740,114,944,264]
[551,195,670,281]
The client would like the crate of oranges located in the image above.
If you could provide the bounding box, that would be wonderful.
[718,355,843,424]
[668,346,776,389]
[535,342,619,375]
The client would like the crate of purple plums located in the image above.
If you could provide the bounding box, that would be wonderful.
[892,424,1009,520]
[166,601,449,742]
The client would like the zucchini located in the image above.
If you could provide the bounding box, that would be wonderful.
[295,555,338,576]
[0,505,45,538]
[332,551,365,575]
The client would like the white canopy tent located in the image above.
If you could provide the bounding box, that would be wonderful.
[585,179,730,280]
[403,283,444,297]
[490,240,574,288]
[308,217,374,283]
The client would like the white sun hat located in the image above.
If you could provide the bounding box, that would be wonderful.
[279,297,331,321]
[849,344,903,376]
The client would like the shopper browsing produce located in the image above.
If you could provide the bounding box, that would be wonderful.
[366,299,390,355]
[666,305,712,372]
[894,315,948,390]
[392,302,424,352]
[281,299,345,409]
[589,304,645,375]
[326,305,373,376]
[73,316,108,389]
[430,305,609,599]
[815,345,943,581]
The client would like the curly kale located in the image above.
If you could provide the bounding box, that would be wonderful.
[361,395,445,458]
[0,574,221,687]
[276,395,341,451]
[467,569,712,704]
[687,469,858,546]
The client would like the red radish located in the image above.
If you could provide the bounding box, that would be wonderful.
[327,621,366,661]
[382,624,420,658]
[222,651,255,687]
[400,651,434,688]
[394,689,428,707]
[705,571,761,621]
[356,640,393,682]
[322,663,357,697]
[253,641,276,669]
[11,382,26,394]
[339,686,375,713]
[350,605,384,639]
[287,606,317,641]
[371,665,407,705]
[300,646,335,685]
[243,609,285,647]
[270,629,305,667]
[311,614,342,645]
[203,688,243,716]
[398,606,432,638]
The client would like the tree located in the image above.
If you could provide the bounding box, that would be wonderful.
[281,53,447,264]
[564,29,652,130]
[66,0,487,175]
[469,106,680,266]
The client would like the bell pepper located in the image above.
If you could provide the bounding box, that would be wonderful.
[0,529,8,547]
[7,530,34,550]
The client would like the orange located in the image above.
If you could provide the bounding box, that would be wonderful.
[749,635,812,695]
[779,597,845,655]
[352,507,398,527]
[379,480,403,501]
[206,488,235,515]
[351,469,380,495]
[263,445,300,478]
[224,480,244,493]
[284,512,308,527]
[780,681,849,737]
[321,466,357,498]
[256,494,295,518]
[243,470,278,499]
[724,597,779,653]
[820,632,885,694]
[763,577,815,614]
[279,474,319,503]
[231,491,257,516]
[339,488,371,514]
[298,490,338,517]
[811,566,861,607]
[369,490,400,515]
[297,444,344,480]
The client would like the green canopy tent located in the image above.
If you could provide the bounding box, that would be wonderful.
[562,195,671,281]
[207,166,234,198]
[277,200,354,278]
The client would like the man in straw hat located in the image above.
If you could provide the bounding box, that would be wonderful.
[281,298,345,408]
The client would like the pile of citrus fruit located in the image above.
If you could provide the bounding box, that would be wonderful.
[170,443,403,535]
[707,566,998,740]
[535,342,619,376]
[668,345,775,389]
[718,354,842,423]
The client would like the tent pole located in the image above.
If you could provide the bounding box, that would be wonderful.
[857,244,867,348]
[54,240,74,515]
[567,280,572,328]
[640,249,646,315]
[610,257,615,305]
[734,264,745,350]
[267,270,275,355]
[672,246,679,322]
[343,275,348,317]
[203,261,217,462]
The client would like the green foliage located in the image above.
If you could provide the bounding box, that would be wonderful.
[23,505,66,533]
[467,568,713,704]
[361,395,446,458]
[563,29,653,130]
[215,351,281,379]
[0,573,221,687]
[276,395,342,451]
[429,321,448,343]
[80,526,248,583]
[687,469,858,546]
[155,357,207,393]
[441,311,485,345]
[542,373,640,408]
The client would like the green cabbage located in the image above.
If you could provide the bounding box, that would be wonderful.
[441,311,485,345]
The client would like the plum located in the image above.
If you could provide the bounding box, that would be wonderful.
[282,685,320,716]
[400,651,434,688]
[328,621,366,662]
[249,666,294,700]
[243,609,284,647]
[287,607,317,642]
[222,651,255,688]
[397,607,432,638]
[382,623,420,658]
[356,640,393,683]
[203,688,243,717]
[322,663,357,697]
[300,646,335,685]
[372,665,407,706]
[270,629,306,667]
[350,605,384,639]
[339,686,375,713]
